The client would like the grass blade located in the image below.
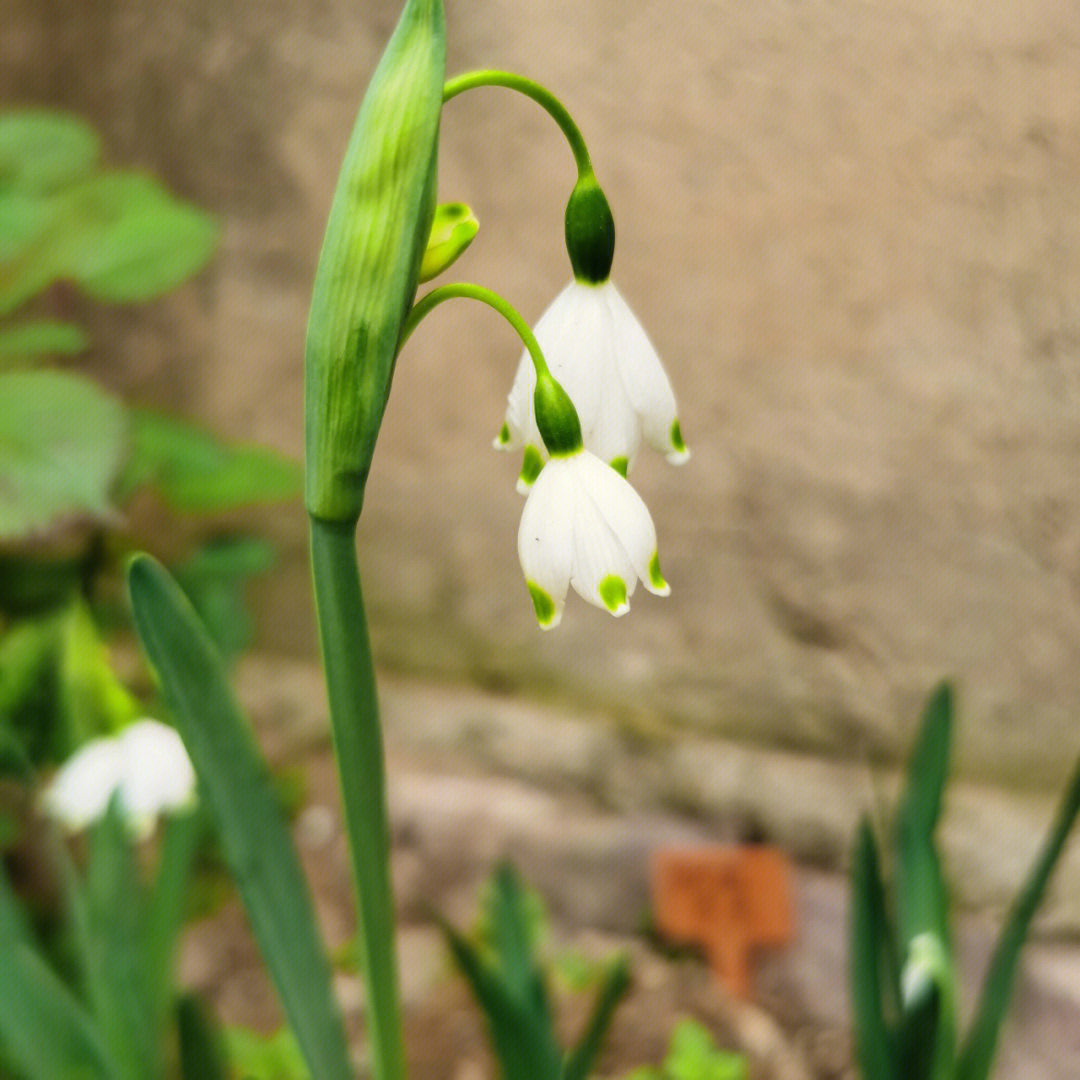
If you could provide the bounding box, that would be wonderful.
[561,953,631,1080]
[849,818,898,1080]
[127,553,351,1080]
[957,752,1080,1080]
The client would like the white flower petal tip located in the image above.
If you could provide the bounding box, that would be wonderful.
[646,551,672,597]
[527,582,564,630]
[493,421,513,451]
[42,719,196,837]
[517,451,667,627]
[514,445,544,495]
[665,419,690,465]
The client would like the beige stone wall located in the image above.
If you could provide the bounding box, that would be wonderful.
[5,0,1080,789]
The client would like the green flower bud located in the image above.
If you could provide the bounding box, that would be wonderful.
[304,0,446,522]
[419,202,478,282]
[564,173,614,284]
[533,371,583,457]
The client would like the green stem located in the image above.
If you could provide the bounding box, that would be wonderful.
[309,517,404,1080]
[443,69,593,177]
[400,281,550,379]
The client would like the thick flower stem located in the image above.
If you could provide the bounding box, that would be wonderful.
[443,69,593,177]
[309,515,404,1080]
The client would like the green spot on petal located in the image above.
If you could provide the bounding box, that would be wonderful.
[648,551,668,592]
[527,581,556,626]
[519,445,544,487]
[670,418,687,454]
[496,421,511,446]
[598,575,628,613]
[610,456,628,477]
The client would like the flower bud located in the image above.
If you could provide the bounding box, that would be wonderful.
[564,173,615,284]
[419,202,479,282]
[304,0,446,522]
[533,371,583,457]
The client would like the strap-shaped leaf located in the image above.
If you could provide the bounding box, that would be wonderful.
[0,861,116,1080]
[895,683,953,949]
[489,863,552,1025]
[849,819,899,1080]
[561,953,631,1080]
[957,752,1080,1080]
[127,554,351,1080]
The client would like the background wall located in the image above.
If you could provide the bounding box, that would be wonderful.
[4,0,1080,791]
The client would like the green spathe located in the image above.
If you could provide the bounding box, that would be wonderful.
[304,0,446,522]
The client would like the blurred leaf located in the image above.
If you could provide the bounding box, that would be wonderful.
[58,172,217,303]
[642,1019,747,1080]
[58,598,142,749]
[488,862,552,1025]
[0,171,216,316]
[223,1026,310,1080]
[69,796,162,1080]
[119,408,302,511]
[0,369,127,541]
[562,953,632,1080]
[0,319,87,364]
[173,536,277,661]
[894,683,953,950]
[127,554,352,1080]
[0,611,63,768]
[849,819,899,1080]
[957,752,1080,1080]
[0,549,87,615]
[0,859,116,1080]
[177,994,229,1080]
[0,111,100,195]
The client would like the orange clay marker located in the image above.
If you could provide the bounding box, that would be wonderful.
[650,846,795,999]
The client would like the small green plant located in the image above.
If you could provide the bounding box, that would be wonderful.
[439,863,632,1080]
[623,1018,748,1080]
[849,684,1080,1080]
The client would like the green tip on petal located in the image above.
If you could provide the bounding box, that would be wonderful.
[527,581,559,628]
[516,445,545,493]
[648,551,670,595]
[419,201,479,282]
[667,418,690,463]
[494,421,511,448]
[598,575,629,615]
[610,456,629,477]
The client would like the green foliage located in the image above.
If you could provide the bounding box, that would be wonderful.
[439,862,631,1080]
[0,798,205,1080]
[127,555,352,1080]
[849,683,1080,1080]
[223,1026,310,1080]
[623,1019,748,1080]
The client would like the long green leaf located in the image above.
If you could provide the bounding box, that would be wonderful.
[490,862,552,1026]
[127,554,352,1080]
[849,819,899,1080]
[957,752,1080,1080]
[895,683,953,949]
[176,993,230,1080]
[561,953,631,1080]
[0,860,116,1080]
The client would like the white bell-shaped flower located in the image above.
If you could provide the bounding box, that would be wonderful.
[41,718,196,838]
[518,448,670,628]
[496,280,689,490]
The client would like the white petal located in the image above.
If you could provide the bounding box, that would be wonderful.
[499,350,537,451]
[576,452,665,594]
[566,455,637,614]
[41,738,123,831]
[518,459,576,626]
[117,720,196,824]
[604,282,686,462]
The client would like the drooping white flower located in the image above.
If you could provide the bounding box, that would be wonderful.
[496,279,689,490]
[518,447,670,628]
[41,719,196,838]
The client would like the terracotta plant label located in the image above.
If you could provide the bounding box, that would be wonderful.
[650,845,795,998]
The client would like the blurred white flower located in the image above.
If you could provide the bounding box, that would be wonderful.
[41,719,196,838]
[517,448,669,628]
[496,280,688,490]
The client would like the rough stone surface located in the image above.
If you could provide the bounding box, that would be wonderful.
[5,1,1080,789]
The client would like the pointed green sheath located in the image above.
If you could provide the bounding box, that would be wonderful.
[304,0,446,522]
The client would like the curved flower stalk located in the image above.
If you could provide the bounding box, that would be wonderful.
[41,718,196,839]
